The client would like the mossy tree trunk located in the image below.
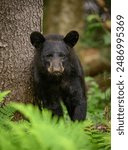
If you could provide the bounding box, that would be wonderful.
[0,0,43,103]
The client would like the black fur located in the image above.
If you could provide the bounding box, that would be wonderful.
[30,31,87,121]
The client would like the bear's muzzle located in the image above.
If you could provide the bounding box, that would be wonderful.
[48,59,64,75]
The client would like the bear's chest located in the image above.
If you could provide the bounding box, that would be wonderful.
[42,78,70,98]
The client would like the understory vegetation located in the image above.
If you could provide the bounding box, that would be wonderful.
[0,78,110,150]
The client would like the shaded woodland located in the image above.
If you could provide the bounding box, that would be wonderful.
[44,0,111,85]
[0,0,111,150]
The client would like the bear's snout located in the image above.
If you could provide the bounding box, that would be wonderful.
[48,59,64,75]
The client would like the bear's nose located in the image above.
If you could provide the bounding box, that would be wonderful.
[48,61,64,74]
[53,66,60,72]
[53,66,64,75]
[51,66,64,74]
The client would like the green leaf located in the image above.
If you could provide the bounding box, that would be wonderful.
[0,91,10,102]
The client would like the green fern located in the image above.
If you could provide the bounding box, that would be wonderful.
[0,91,15,127]
[0,91,10,102]
[9,103,90,150]
[85,77,111,123]
[0,89,111,150]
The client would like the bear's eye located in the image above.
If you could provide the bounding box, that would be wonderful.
[59,53,66,58]
[46,54,53,58]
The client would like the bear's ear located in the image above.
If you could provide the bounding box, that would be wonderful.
[63,31,79,47]
[30,31,45,48]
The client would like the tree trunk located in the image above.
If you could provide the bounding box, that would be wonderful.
[44,0,84,35]
[0,0,43,103]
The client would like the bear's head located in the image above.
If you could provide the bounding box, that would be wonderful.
[30,31,79,76]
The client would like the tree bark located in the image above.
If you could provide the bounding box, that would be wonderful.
[0,0,43,103]
[44,0,84,35]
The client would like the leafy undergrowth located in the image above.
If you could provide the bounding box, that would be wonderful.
[0,78,110,150]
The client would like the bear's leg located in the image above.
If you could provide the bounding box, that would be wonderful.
[43,101,63,118]
[72,102,86,121]
[64,99,86,121]
[63,79,87,121]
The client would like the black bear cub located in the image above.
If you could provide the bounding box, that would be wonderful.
[30,31,87,121]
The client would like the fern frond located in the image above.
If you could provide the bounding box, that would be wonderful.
[0,91,10,102]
